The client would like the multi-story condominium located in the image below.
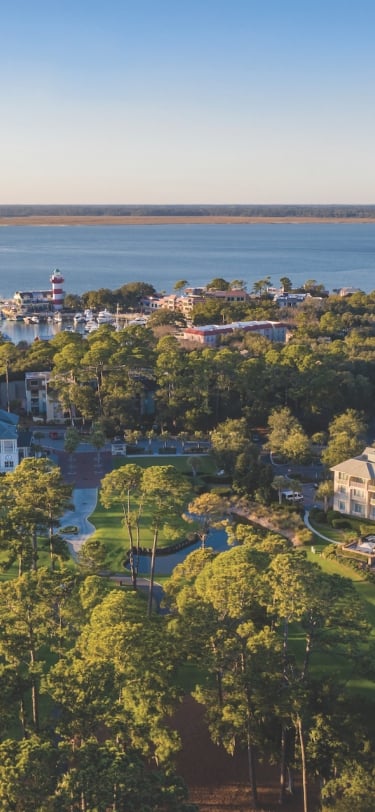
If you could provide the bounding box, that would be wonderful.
[141,288,249,319]
[331,446,375,520]
[25,372,64,422]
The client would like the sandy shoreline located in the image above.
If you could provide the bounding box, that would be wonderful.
[1,215,375,227]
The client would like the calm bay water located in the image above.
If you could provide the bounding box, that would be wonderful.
[0,223,375,300]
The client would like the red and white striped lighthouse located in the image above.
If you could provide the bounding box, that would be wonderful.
[50,269,65,310]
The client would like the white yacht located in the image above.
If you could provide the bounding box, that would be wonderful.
[97,309,114,324]
[84,319,99,333]
[73,312,86,324]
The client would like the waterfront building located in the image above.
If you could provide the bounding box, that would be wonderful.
[273,292,310,307]
[13,289,52,313]
[11,269,65,316]
[141,288,248,319]
[205,288,249,303]
[182,320,287,346]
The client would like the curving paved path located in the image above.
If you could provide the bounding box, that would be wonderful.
[60,488,98,558]
[59,490,163,609]
[304,510,340,545]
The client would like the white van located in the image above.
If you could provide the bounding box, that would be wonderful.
[282,490,304,503]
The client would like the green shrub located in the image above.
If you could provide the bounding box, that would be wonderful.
[359,523,375,536]
[322,546,337,559]
[331,518,352,529]
[326,509,343,525]
[310,507,327,524]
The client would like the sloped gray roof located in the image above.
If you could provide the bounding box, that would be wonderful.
[331,447,375,479]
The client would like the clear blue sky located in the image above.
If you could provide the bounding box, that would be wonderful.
[2,0,375,204]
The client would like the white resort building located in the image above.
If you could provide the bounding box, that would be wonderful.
[331,446,375,520]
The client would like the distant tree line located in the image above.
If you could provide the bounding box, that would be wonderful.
[2,204,375,218]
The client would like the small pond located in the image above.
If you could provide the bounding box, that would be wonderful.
[132,529,230,576]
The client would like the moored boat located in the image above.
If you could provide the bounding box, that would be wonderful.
[97,308,114,324]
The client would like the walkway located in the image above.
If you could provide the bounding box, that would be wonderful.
[303,510,340,545]
[60,488,98,558]
[58,490,163,608]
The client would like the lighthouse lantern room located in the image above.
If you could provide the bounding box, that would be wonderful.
[50,269,65,311]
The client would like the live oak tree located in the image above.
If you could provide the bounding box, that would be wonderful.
[321,408,368,469]
[210,417,250,474]
[267,406,310,462]
[187,492,228,548]
[77,537,108,574]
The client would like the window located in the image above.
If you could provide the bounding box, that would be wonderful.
[3,440,14,453]
[338,486,346,494]
[352,488,364,498]
[353,503,364,515]
[351,476,364,484]
[338,501,346,512]
[4,460,14,469]
[338,472,348,481]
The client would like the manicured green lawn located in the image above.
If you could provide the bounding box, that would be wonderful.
[112,453,216,475]
[308,520,354,543]
[88,456,209,571]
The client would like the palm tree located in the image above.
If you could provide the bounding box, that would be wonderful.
[315,480,333,512]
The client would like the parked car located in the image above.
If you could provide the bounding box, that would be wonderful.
[282,490,304,503]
